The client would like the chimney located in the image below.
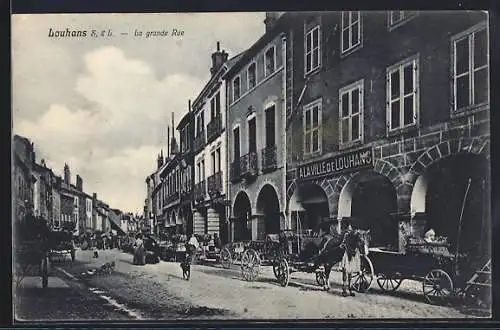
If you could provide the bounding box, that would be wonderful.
[76,174,83,191]
[167,125,170,158]
[93,193,97,202]
[157,150,164,169]
[264,12,282,33]
[210,41,229,75]
[64,163,70,184]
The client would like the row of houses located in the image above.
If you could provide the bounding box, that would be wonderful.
[145,11,490,256]
[12,134,139,236]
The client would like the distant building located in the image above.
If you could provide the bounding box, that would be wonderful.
[12,135,36,223]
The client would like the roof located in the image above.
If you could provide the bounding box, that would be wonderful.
[224,13,290,79]
[176,111,193,130]
[192,51,246,111]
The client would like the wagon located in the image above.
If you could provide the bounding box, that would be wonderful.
[219,241,250,269]
[14,217,51,289]
[48,229,76,262]
[239,226,374,293]
[369,237,468,304]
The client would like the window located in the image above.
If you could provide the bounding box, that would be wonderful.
[303,99,322,155]
[387,56,419,132]
[339,80,364,146]
[265,46,276,76]
[265,105,276,147]
[233,76,241,102]
[196,112,204,137]
[388,11,417,29]
[211,151,216,174]
[210,92,221,120]
[201,160,205,181]
[305,25,320,74]
[341,11,361,54]
[216,148,221,173]
[247,63,256,89]
[248,116,257,153]
[233,126,240,160]
[452,24,489,112]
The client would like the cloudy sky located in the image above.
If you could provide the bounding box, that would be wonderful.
[12,13,265,213]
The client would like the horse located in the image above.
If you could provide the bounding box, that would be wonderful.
[318,229,370,293]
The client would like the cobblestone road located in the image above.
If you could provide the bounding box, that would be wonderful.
[49,248,489,320]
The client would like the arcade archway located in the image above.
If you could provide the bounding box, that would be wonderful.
[411,153,490,257]
[256,184,281,239]
[338,171,398,249]
[288,183,329,233]
[233,191,252,241]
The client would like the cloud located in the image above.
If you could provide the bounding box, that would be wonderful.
[14,46,204,212]
[12,13,265,213]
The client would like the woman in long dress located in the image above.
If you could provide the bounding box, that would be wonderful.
[340,218,363,297]
[133,234,145,265]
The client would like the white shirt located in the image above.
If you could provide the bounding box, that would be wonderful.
[188,236,199,249]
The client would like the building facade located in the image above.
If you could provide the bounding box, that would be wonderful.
[12,135,36,224]
[283,11,490,258]
[191,42,238,241]
[225,16,288,242]
[177,105,195,236]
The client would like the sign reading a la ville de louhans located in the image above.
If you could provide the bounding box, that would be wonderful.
[296,147,373,181]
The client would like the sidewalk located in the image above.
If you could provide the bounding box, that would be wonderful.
[13,273,132,322]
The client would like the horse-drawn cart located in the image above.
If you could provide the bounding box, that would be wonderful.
[14,218,51,289]
[238,226,374,293]
[369,236,468,304]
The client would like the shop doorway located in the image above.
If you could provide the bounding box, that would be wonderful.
[233,191,251,241]
[419,153,489,257]
[339,171,398,249]
[289,183,329,234]
[256,184,281,239]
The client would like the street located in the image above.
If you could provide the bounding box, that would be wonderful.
[14,248,489,321]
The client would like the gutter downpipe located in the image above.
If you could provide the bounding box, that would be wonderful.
[281,32,289,230]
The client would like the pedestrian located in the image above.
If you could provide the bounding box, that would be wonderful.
[213,232,222,250]
[133,233,145,265]
[340,218,364,297]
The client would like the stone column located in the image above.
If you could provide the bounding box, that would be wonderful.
[193,210,205,235]
[206,207,220,236]
[257,215,265,240]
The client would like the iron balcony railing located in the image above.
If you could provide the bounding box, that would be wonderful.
[165,191,180,204]
[194,180,206,202]
[240,151,258,179]
[230,160,241,183]
[261,145,278,173]
[193,131,206,153]
[207,171,223,197]
[206,115,222,143]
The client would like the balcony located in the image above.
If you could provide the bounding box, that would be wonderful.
[194,181,206,202]
[207,115,222,143]
[193,131,206,153]
[207,171,223,197]
[261,145,278,173]
[230,161,241,183]
[165,191,180,205]
[240,152,258,180]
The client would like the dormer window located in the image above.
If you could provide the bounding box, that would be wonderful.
[233,76,241,102]
[247,62,256,89]
[265,46,276,76]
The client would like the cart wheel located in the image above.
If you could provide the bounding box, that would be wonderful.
[423,268,453,304]
[316,271,326,286]
[352,255,374,293]
[377,275,403,292]
[41,257,49,289]
[241,249,260,281]
[220,247,232,269]
[274,258,290,287]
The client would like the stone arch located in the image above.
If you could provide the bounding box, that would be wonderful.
[286,177,335,216]
[256,183,281,236]
[255,180,282,213]
[408,137,490,178]
[232,190,252,216]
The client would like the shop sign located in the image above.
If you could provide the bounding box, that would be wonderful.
[296,147,373,181]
